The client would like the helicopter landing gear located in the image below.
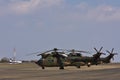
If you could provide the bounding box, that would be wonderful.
[41,66,45,69]
[76,65,81,68]
[77,66,80,68]
[87,62,91,67]
[59,66,64,69]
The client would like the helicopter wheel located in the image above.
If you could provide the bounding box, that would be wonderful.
[87,62,91,67]
[95,64,98,66]
[41,66,45,69]
[76,65,80,68]
[87,65,90,67]
[59,66,64,70]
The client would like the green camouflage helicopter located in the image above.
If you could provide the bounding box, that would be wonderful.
[35,48,90,69]
[98,48,118,64]
[67,47,106,67]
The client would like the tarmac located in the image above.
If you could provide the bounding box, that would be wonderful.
[0,63,120,80]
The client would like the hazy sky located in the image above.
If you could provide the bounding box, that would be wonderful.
[0,0,120,62]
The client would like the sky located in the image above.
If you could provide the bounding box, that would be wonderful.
[0,0,120,62]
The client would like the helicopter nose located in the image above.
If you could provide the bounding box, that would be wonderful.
[35,61,38,64]
[35,60,42,66]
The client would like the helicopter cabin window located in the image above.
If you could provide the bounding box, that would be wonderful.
[69,53,82,57]
[48,59,54,62]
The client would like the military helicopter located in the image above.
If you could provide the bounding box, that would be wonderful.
[90,47,106,65]
[98,48,118,64]
[70,47,106,67]
[35,48,90,69]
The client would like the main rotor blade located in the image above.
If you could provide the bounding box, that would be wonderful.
[57,49,69,52]
[67,49,91,54]
[111,48,114,53]
[106,50,111,54]
[99,47,103,52]
[26,51,41,56]
[70,49,90,53]
[114,53,118,55]
[37,48,67,56]
[37,50,53,56]
[94,48,98,52]
[42,50,53,54]
[77,51,91,54]
[43,48,59,53]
